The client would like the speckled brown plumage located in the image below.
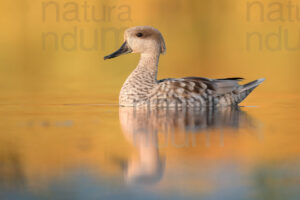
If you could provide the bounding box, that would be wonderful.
[104,26,265,107]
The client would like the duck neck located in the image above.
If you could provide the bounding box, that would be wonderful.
[119,52,160,105]
[135,52,160,82]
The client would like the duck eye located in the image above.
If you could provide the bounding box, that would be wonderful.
[136,32,143,37]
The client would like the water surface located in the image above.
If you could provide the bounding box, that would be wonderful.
[0,94,299,200]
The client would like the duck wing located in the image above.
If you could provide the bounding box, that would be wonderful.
[182,77,244,95]
[150,77,264,106]
[156,77,243,97]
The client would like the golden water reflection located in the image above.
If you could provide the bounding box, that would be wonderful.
[119,106,258,185]
[0,100,299,199]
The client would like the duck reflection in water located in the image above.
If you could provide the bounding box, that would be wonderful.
[119,106,259,185]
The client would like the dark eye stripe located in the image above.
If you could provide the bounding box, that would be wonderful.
[136,33,143,37]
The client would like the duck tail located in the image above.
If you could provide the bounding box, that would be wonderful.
[235,78,265,104]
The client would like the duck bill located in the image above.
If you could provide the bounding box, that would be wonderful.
[104,41,132,60]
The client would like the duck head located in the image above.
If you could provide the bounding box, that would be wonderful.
[104,26,166,60]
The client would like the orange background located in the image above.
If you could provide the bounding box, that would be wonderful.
[0,0,299,197]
